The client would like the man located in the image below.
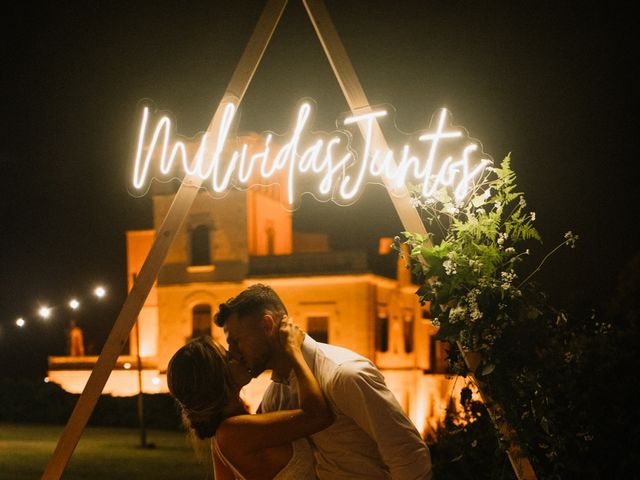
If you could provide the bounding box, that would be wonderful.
[215,283,433,480]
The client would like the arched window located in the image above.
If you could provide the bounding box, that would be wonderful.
[191,225,211,266]
[403,312,414,353]
[191,304,212,339]
[376,309,389,352]
[266,222,275,255]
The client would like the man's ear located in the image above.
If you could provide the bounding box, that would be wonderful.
[261,314,276,336]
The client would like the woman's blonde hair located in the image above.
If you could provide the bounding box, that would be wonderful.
[167,336,230,439]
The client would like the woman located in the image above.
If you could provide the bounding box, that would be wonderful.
[167,319,333,480]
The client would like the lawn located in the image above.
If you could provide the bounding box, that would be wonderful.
[0,423,213,480]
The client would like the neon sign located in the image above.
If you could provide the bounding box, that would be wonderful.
[132,101,491,207]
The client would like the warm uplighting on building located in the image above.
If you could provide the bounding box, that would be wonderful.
[94,286,106,298]
[151,376,160,386]
[16,318,25,328]
[38,306,51,319]
[69,299,80,310]
[378,237,393,255]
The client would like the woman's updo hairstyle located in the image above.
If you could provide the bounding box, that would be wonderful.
[167,336,230,439]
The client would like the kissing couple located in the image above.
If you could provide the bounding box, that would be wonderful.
[168,284,433,479]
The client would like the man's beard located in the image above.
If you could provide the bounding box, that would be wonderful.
[249,351,270,377]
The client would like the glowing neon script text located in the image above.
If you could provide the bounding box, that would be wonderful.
[132,102,491,205]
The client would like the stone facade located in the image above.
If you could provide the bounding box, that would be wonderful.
[49,164,458,435]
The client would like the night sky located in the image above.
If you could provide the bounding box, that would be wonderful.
[1,1,635,379]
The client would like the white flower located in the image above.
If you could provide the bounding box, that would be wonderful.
[500,271,517,290]
[564,231,579,248]
[505,247,516,254]
[444,203,459,215]
[448,306,466,323]
[443,259,457,275]
[530,212,536,222]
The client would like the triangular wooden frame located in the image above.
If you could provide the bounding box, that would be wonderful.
[42,1,536,479]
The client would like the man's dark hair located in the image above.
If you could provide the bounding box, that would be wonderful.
[215,283,288,327]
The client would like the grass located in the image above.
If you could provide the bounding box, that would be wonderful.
[0,423,213,480]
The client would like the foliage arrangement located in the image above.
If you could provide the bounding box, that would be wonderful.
[398,156,639,477]
[404,155,577,358]
[426,384,513,479]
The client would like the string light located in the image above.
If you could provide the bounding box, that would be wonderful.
[9,283,109,332]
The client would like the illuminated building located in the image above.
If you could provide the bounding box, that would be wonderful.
[48,135,460,435]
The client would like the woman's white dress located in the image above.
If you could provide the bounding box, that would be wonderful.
[212,436,316,480]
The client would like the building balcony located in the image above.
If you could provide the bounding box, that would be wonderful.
[248,251,370,277]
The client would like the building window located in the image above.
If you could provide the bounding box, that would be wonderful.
[266,221,275,255]
[421,308,449,372]
[192,304,212,339]
[376,310,389,352]
[191,225,211,266]
[430,337,449,373]
[307,316,328,344]
[403,313,414,353]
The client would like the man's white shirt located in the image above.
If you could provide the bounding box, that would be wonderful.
[260,335,433,480]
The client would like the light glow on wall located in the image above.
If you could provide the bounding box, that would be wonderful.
[132,102,490,207]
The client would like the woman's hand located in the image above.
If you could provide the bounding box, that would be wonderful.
[278,316,305,357]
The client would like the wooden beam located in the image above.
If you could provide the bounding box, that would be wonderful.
[460,345,538,480]
[303,1,536,478]
[41,1,288,478]
[302,0,427,237]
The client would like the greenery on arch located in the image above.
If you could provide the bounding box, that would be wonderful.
[398,156,638,478]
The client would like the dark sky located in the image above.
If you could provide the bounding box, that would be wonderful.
[1,1,635,378]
